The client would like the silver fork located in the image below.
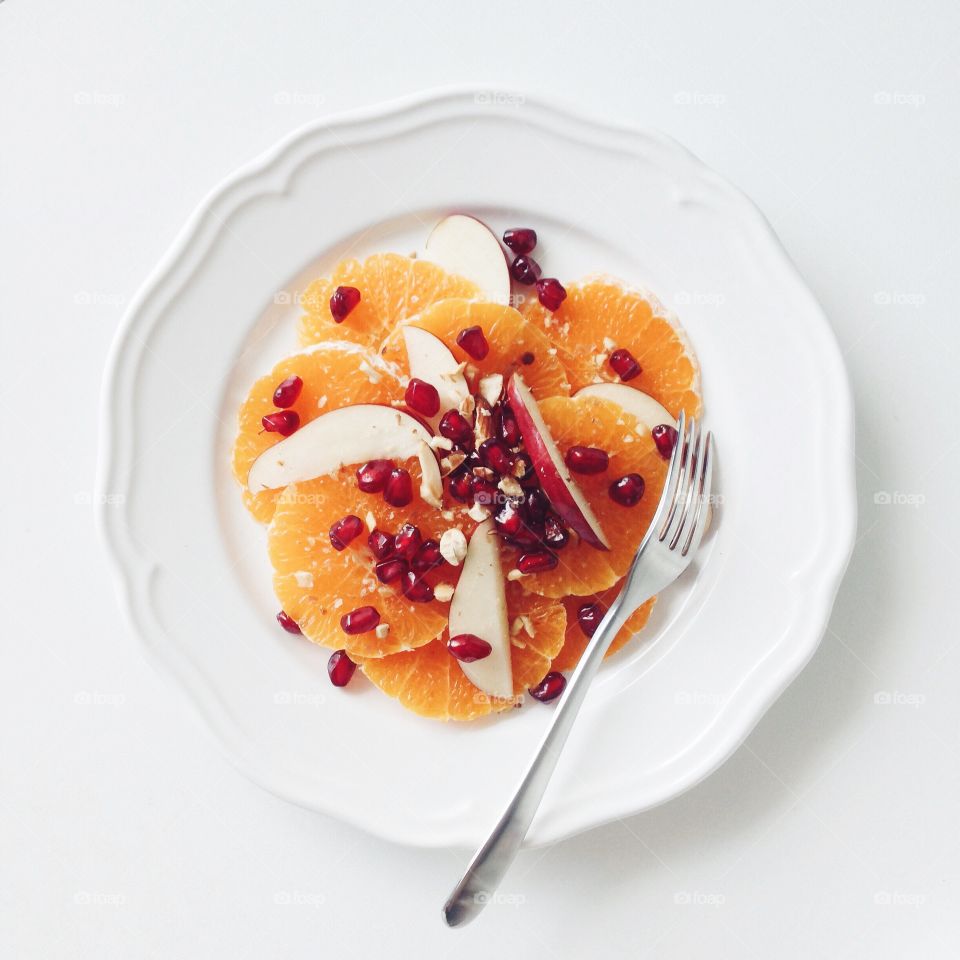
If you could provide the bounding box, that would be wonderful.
[442,412,714,927]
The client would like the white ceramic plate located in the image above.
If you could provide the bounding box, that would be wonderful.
[98,88,856,848]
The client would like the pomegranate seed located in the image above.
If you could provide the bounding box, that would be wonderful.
[356,459,394,493]
[272,375,303,408]
[577,602,604,638]
[412,539,443,572]
[327,649,357,687]
[367,528,394,560]
[502,227,537,255]
[609,473,646,506]
[543,514,569,550]
[329,514,363,551]
[497,406,521,447]
[479,438,514,475]
[495,498,525,538]
[456,325,489,361]
[401,571,434,603]
[340,605,380,635]
[439,409,474,446]
[447,633,493,663]
[524,488,550,524]
[609,348,641,381]
[276,610,302,635]
[565,445,609,475]
[405,377,440,417]
[652,424,678,460]
[393,523,422,560]
[520,351,535,365]
[448,468,474,503]
[383,468,413,507]
[375,557,408,584]
[510,255,541,285]
[506,526,543,550]
[329,285,361,323]
[261,410,299,436]
[536,278,567,311]
[518,550,558,574]
[529,671,566,702]
[472,476,499,506]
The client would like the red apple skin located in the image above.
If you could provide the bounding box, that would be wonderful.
[506,376,610,551]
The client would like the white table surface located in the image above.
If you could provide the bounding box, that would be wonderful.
[2,0,958,955]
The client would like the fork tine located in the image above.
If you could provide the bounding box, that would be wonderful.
[681,431,713,557]
[668,419,703,550]
[659,416,697,542]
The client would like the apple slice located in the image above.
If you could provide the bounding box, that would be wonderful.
[247,404,442,507]
[402,325,470,425]
[574,383,677,432]
[506,375,610,551]
[448,519,513,700]
[423,214,511,305]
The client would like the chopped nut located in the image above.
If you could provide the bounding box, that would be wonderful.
[439,528,468,566]
[417,441,443,509]
[440,361,468,381]
[439,451,466,477]
[472,465,496,481]
[507,568,525,581]
[511,459,528,479]
[458,393,476,418]
[467,502,491,523]
[518,614,535,638]
[510,617,524,636]
[375,623,390,639]
[473,397,494,446]
[593,352,609,367]
[433,583,455,602]
[429,434,454,452]
[498,476,523,498]
[478,373,504,406]
[510,635,527,649]
[441,509,456,522]
[365,511,377,532]
[602,336,616,351]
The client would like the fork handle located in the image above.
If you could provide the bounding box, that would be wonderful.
[442,595,637,926]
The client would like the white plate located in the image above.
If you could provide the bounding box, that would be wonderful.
[98,88,856,848]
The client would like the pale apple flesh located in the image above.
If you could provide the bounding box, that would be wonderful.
[574,383,678,431]
[401,324,470,426]
[506,375,610,551]
[423,214,511,305]
[448,519,513,700]
[247,404,442,506]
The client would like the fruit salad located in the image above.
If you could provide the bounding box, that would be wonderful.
[232,215,701,720]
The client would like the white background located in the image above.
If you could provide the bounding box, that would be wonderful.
[2,0,958,956]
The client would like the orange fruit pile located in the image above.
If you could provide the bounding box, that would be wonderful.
[522,276,701,419]
[232,244,701,721]
[299,253,479,350]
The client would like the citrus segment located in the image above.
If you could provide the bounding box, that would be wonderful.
[232,343,403,523]
[514,396,668,598]
[521,275,701,418]
[298,253,480,350]
[552,588,656,672]
[359,587,566,721]
[268,471,460,659]
[381,299,570,401]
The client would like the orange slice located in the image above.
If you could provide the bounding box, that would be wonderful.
[360,586,566,721]
[514,396,668,598]
[552,588,656,672]
[521,275,701,419]
[298,253,480,350]
[268,472,465,659]
[380,298,570,401]
[232,343,403,523]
